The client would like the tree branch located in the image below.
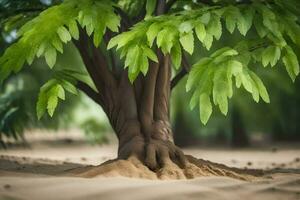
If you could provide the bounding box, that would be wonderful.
[76,81,104,106]
[113,6,132,32]
[154,53,171,121]
[73,27,116,92]
[156,0,167,15]
[171,69,187,89]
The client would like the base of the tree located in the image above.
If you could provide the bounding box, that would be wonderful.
[68,155,264,180]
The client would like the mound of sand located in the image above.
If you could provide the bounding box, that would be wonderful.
[68,155,263,180]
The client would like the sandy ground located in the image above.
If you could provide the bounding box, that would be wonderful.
[0,131,300,200]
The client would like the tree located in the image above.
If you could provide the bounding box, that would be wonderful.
[0,0,299,170]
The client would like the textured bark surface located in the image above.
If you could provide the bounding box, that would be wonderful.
[74,27,186,170]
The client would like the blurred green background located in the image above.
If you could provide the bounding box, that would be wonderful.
[1,0,299,148]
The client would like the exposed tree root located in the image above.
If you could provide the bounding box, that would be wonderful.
[68,155,264,181]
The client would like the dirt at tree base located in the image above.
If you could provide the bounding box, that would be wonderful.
[68,155,264,181]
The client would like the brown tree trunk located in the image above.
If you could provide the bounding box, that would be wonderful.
[96,51,186,170]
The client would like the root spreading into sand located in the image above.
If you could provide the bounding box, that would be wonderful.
[68,155,263,180]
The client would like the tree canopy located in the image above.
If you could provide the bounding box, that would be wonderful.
[0,0,299,125]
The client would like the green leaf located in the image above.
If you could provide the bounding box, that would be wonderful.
[179,31,194,55]
[140,54,149,75]
[249,72,270,103]
[224,6,239,34]
[207,15,222,40]
[142,46,158,62]
[60,80,78,95]
[125,46,142,82]
[51,37,63,53]
[186,58,212,91]
[225,15,236,34]
[106,13,120,32]
[68,20,79,40]
[199,93,212,125]
[147,22,161,47]
[195,23,206,43]
[44,47,57,68]
[237,7,254,36]
[179,21,193,33]
[57,85,65,100]
[262,46,281,67]
[47,95,58,117]
[37,43,47,58]
[240,71,253,93]
[202,34,213,50]
[282,46,300,81]
[36,92,47,120]
[199,12,211,24]
[170,42,182,70]
[108,31,134,50]
[213,66,229,115]
[254,15,268,38]
[210,47,238,58]
[57,26,72,43]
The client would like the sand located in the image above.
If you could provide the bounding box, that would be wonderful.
[0,132,300,200]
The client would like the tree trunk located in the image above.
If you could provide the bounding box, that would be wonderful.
[88,51,186,170]
[73,3,186,169]
[231,105,249,147]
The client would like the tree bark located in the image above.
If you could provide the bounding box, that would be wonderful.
[74,16,186,169]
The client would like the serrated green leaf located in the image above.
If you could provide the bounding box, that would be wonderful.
[140,54,149,75]
[224,6,239,34]
[142,46,158,62]
[249,77,260,102]
[199,93,212,125]
[57,26,72,43]
[282,46,300,81]
[200,12,211,24]
[213,66,229,115]
[47,95,58,117]
[37,43,47,58]
[51,37,63,53]
[207,15,222,40]
[36,91,47,120]
[179,31,194,55]
[254,15,268,38]
[57,85,65,100]
[211,47,238,58]
[61,80,78,95]
[262,46,281,67]
[186,58,212,91]
[225,15,236,34]
[68,20,79,40]
[147,22,161,47]
[195,23,206,43]
[249,72,270,103]
[170,42,182,70]
[240,71,253,93]
[237,7,254,36]
[106,13,120,32]
[202,33,213,50]
[179,21,193,33]
[44,47,57,68]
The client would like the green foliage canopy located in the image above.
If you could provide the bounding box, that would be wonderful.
[0,0,300,125]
